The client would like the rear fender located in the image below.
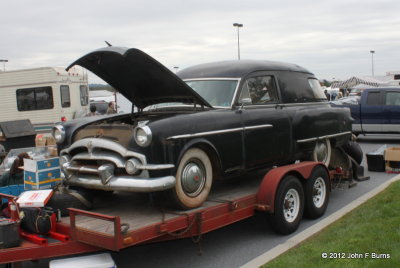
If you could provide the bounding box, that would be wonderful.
[256,162,328,213]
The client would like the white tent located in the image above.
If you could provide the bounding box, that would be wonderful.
[331,76,389,89]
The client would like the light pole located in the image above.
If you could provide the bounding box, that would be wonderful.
[0,59,8,72]
[233,23,243,60]
[370,50,375,76]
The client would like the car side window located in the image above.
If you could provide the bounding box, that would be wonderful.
[366,92,381,105]
[385,92,400,106]
[239,76,278,105]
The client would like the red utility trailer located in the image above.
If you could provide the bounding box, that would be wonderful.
[0,161,345,265]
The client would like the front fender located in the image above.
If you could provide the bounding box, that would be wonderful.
[175,138,222,175]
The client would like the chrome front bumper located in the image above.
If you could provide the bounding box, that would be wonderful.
[60,138,176,192]
[66,173,176,192]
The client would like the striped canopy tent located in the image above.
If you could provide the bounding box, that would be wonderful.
[331,76,380,89]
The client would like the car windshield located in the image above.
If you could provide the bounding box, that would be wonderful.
[185,80,238,107]
[145,79,239,110]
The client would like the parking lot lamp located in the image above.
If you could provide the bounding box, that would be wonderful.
[0,59,8,72]
[233,23,243,60]
[370,50,375,76]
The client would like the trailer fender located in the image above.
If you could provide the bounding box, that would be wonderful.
[256,161,327,213]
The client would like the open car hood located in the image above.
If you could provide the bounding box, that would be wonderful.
[67,47,211,109]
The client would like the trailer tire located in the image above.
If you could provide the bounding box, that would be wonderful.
[342,140,363,164]
[267,175,304,235]
[304,166,330,219]
[169,148,213,210]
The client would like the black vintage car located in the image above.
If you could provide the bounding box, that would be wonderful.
[52,47,352,209]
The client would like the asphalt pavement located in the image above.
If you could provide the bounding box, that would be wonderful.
[21,134,400,268]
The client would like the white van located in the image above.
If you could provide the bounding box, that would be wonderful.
[0,67,89,132]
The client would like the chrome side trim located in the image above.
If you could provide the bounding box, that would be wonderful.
[167,124,273,140]
[296,131,352,143]
[244,124,273,131]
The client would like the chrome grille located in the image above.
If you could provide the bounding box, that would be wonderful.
[60,138,148,178]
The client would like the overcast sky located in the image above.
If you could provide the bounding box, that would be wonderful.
[1,0,399,83]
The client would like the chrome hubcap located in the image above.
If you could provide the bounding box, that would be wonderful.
[312,177,326,208]
[181,159,206,197]
[283,189,300,223]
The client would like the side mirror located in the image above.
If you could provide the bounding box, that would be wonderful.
[239,98,252,105]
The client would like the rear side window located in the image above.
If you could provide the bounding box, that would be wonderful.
[60,85,71,108]
[277,72,326,103]
[366,92,381,105]
[16,86,54,111]
[80,85,89,106]
[385,91,400,105]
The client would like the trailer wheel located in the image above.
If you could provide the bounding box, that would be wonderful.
[267,175,304,234]
[312,139,331,166]
[304,166,330,219]
[169,148,213,210]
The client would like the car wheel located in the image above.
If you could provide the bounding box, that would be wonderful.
[304,166,330,219]
[170,148,213,210]
[341,140,363,164]
[312,139,331,166]
[267,175,304,235]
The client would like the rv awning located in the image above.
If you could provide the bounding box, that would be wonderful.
[331,76,380,89]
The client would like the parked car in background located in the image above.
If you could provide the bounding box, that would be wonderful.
[52,46,352,209]
[332,87,400,135]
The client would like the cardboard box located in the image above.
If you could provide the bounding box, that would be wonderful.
[23,157,61,190]
[24,157,60,172]
[35,134,56,147]
[384,147,400,173]
[16,189,53,207]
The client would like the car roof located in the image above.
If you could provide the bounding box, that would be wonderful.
[177,60,313,79]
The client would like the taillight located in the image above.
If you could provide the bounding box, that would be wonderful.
[61,116,67,122]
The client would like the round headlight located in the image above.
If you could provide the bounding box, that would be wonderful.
[52,124,66,144]
[134,126,152,147]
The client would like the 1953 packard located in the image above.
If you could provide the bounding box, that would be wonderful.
[52,46,352,209]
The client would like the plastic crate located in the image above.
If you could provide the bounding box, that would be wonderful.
[0,185,25,203]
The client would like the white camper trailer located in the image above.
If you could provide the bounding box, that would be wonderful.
[0,67,89,132]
